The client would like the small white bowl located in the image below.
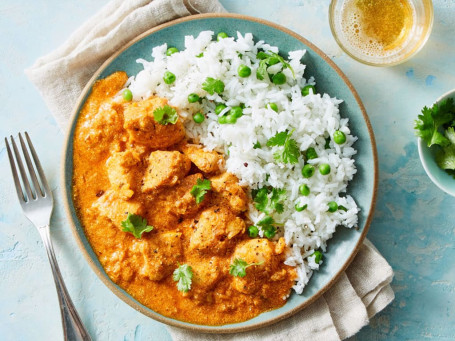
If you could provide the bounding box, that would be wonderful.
[418,89,455,197]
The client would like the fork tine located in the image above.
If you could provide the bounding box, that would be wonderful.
[5,137,27,202]
[19,133,44,197]
[10,135,35,201]
[24,132,52,198]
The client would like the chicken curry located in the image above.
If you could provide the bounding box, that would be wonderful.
[72,71,296,325]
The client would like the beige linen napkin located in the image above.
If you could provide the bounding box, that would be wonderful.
[25,1,394,340]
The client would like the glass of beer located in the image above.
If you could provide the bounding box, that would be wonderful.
[329,0,434,66]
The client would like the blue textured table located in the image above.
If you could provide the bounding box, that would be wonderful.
[1,1,454,340]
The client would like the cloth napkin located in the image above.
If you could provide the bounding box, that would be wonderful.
[25,1,394,340]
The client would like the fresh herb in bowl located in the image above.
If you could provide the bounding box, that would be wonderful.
[414,98,455,176]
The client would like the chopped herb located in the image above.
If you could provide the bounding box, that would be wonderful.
[257,215,280,239]
[173,264,193,292]
[196,52,204,58]
[253,187,286,214]
[121,213,154,239]
[414,98,455,147]
[414,98,455,175]
[338,205,348,212]
[202,77,225,95]
[436,127,455,170]
[267,129,300,164]
[190,178,211,204]
[253,141,262,149]
[256,51,295,82]
[153,105,178,125]
[229,258,263,277]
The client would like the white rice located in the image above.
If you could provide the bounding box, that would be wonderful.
[126,31,359,294]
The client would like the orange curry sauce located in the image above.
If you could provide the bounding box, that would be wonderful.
[72,71,296,325]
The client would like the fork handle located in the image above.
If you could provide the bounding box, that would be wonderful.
[39,225,92,341]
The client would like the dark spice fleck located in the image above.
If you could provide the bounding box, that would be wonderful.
[96,190,104,197]
[244,162,248,167]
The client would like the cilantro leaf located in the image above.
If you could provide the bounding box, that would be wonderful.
[173,264,193,292]
[257,215,279,239]
[256,60,269,81]
[229,258,263,278]
[121,213,154,238]
[202,77,225,95]
[436,127,455,170]
[253,187,287,214]
[255,51,295,81]
[266,131,289,147]
[267,130,300,164]
[190,178,211,204]
[414,98,455,147]
[270,52,295,78]
[153,105,178,125]
[270,188,286,213]
[253,141,262,149]
[277,137,300,164]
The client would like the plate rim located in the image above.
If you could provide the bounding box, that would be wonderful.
[61,13,378,333]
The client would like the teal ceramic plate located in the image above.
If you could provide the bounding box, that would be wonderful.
[62,14,378,333]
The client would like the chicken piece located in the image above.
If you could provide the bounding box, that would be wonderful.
[179,144,224,174]
[210,173,248,213]
[231,239,282,294]
[173,173,208,217]
[106,150,141,199]
[123,97,185,148]
[186,256,223,303]
[76,72,128,161]
[189,206,245,255]
[142,151,191,192]
[130,231,183,281]
[92,190,144,227]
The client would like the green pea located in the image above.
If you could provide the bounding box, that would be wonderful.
[306,147,318,160]
[193,112,205,124]
[301,85,316,96]
[163,71,176,84]
[319,163,331,175]
[295,202,308,212]
[215,104,227,115]
[166,47,179,56]
[257,51,269,60]
[333,130,347,144]
[218,115,228,124]
[311,250,323,264]
[217,32,229,41]
[264,226,276,239]
[327,201,338,212]
[268,57,280,65]
[272,72,286,85]
[229,106,243,118]
[237,64,251,78]
[122,89,132,101]
[225,114,237,124]
[248,225,259,238]
[302,164,315,178]
[299,184,310,196]
[188,93,200,103]
[267,103,279,112]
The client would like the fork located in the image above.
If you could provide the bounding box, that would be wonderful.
[5,132,91,341]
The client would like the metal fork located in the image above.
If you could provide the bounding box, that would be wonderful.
[5,132,91,341]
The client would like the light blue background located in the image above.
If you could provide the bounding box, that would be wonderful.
[0,1,454,340]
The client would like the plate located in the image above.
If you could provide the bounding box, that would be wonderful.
[61,13,378,333]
